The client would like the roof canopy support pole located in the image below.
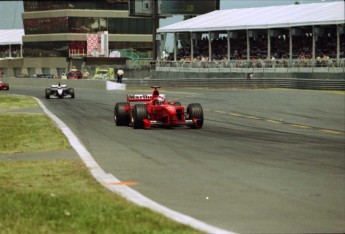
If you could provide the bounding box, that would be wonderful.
[157,33,166,61]
[162,33,167,59]
[246,30,250,61]
[173,32,177,62]
[312,25,316,65]
[20,44,23,58]
[267,29,271,60]
[227,31,231,61]
[9,44,12,58]
[337,25,340,64]
[190,32,194,61]
[208,32,212,61]
[289,28,293,61]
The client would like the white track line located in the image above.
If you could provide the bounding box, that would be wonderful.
[34,97,236,234]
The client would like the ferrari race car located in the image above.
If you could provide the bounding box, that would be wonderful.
[45,82,75,99]
[0,81,9,90]
[114,86,203,129]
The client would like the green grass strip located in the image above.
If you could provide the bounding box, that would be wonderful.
[0,94,39,109]
[0,113,70,154]
[0,160,202,234]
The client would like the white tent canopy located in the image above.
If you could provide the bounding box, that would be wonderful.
[0,29,24,45]
[157,1,344,62]
[0,29,24,58]
[157,1,345,33]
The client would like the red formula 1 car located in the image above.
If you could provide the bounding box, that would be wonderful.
[114,86,204,129]
[0,81,9,90]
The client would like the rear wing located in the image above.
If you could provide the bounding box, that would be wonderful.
[127,94,165,103]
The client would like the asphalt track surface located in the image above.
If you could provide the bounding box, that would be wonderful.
[10,87,345,234]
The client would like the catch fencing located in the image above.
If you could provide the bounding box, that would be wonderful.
[123,77,345,90]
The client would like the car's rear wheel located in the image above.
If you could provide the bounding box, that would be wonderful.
[114,102,130,126]
[45,88,51,99]
[187,103,204,129]
[132,104,148,129]
[69,88,75,98]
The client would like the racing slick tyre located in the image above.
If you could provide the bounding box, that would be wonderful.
[45,88,51,99]
[187,103,204,129]
[132,104,148,129]
[69,88,75,98]
[114,102,130,126]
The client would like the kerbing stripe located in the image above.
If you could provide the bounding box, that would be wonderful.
[34,97,236,234]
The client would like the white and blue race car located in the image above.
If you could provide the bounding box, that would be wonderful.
[45,82,75,99]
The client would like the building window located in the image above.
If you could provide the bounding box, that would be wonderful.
[24,0,128,11]
[24,41,69,57]
[24,18,69,34]
[24,17,152,35]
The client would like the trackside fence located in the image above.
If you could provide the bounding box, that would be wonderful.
[123,77,345,90]
[155,59,345,72]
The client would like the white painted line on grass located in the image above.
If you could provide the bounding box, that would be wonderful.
[34,97,236,234]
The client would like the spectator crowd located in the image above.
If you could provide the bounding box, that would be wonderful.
[163,27,344,66]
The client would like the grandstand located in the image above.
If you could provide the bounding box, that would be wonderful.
[157,1,344,67]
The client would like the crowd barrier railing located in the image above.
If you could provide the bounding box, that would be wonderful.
[156,59,345,73]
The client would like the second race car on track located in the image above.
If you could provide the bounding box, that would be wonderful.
[45,82,75,99]
[0,81,9,90]
[114,86,203,129]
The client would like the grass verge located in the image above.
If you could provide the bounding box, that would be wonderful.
[0,94,39,109]
[0,95,203,234]
[0,160,202,234]
[0,113,70,154]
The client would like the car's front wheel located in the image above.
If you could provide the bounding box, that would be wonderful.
[132,104,148,129]
[114,102,130,126]
[69,88,75,98]
[187,103,204,129]
[45,88,51,99]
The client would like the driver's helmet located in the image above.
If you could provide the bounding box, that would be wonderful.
[155,97,165,105]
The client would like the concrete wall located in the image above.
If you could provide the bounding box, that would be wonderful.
[2,77,106,89]
[2,76,344,91]
[0,57,152,79]
[0,57,68,77]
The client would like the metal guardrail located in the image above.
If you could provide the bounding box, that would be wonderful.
[124,77,345,90]
[3,76,344,91]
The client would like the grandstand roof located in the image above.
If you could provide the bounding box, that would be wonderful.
[0,29,24,45]
[157,1,345,33]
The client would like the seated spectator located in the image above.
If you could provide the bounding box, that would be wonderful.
[82,70,89,79]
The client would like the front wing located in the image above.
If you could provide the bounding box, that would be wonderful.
[142,118,202,129]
